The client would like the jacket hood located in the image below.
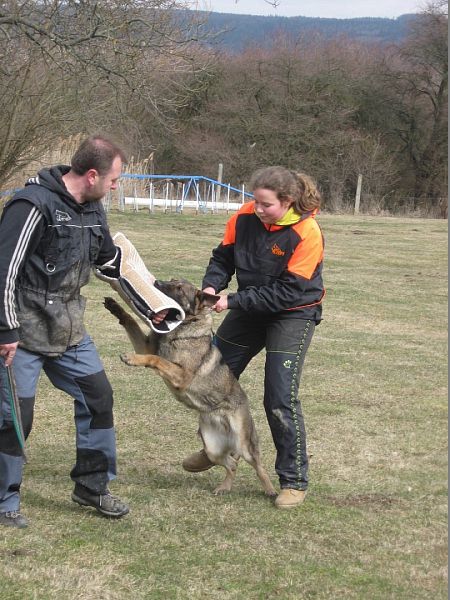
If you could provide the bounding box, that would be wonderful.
[26,165,76,205]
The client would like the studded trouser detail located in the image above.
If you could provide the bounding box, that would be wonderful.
[214,310,315,490]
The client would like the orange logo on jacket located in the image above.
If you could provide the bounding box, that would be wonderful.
[271,243,285,256]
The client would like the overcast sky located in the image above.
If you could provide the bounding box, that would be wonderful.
[191,1,423,19]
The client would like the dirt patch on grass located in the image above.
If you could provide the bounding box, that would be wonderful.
[1,548,36,558]
[327,493,401,510]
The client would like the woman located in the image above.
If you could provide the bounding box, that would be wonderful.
[183,166,325,509]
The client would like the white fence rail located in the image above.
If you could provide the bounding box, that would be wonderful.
[102,174,253,214]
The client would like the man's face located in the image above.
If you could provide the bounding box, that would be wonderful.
[84,155,122,202]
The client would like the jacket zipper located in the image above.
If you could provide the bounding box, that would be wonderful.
[68,211,86,347]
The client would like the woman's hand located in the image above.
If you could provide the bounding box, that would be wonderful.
[202,287,228,313]
[202,287,216,296]
[213,296,228,313]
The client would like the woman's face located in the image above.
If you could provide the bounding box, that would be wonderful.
[253,188,293,224]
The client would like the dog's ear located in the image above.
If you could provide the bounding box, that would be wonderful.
[195,290,220,310]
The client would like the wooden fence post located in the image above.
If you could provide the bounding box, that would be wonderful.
[217,163,223,204]
[354,174,362,214]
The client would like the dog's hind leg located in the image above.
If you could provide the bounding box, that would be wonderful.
[234,408,277,497]
[212,455,239,495]
[242,449,277,497]
[200,416,239,494]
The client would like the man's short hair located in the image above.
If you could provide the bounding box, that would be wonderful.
[71,136,127,176]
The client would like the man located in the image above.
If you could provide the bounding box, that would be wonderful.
[0,135,145,528]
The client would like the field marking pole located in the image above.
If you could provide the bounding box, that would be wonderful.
[170,183,174,212]
[355,174,362,215]
[180,183,185,213]
[164,181,169,213]
[211,183,216,213]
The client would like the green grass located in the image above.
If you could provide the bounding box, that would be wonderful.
[0,211,447,599]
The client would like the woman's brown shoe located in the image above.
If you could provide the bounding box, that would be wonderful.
[275,488,307,509]
[182,449,215,472]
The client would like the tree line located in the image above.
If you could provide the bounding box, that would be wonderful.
[193,11,416,51]
[0,1,447,216]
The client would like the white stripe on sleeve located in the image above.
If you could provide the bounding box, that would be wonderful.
[4,207,43,328]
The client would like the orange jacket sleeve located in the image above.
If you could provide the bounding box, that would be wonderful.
[287,218,324,280]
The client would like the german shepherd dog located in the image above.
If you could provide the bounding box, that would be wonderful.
[104,279,276,497]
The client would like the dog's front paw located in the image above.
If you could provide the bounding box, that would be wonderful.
[104,297,126,321]
[212,485,232,496]
[120,353,138,366]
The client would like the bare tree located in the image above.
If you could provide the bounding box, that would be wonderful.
[370,1,448,211]
[0,1,198,78]
[405,0,448,202]
[0,0,212,186]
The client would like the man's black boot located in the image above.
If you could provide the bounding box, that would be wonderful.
[71,485,129,518]
[0,511,28,528]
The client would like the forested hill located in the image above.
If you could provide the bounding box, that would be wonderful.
[190,11,417,50]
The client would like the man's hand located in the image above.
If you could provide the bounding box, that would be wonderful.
[152,309,169,325]
[0,342,19,367]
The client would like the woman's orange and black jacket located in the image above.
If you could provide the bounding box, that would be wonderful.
[202,201,325,322]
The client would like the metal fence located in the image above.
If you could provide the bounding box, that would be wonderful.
[103,174,254,214]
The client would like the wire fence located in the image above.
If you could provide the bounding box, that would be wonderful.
[357,194,448,219]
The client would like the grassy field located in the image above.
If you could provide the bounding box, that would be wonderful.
[0,211,447,599]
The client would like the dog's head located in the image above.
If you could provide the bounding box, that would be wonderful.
[154,279,220,317]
